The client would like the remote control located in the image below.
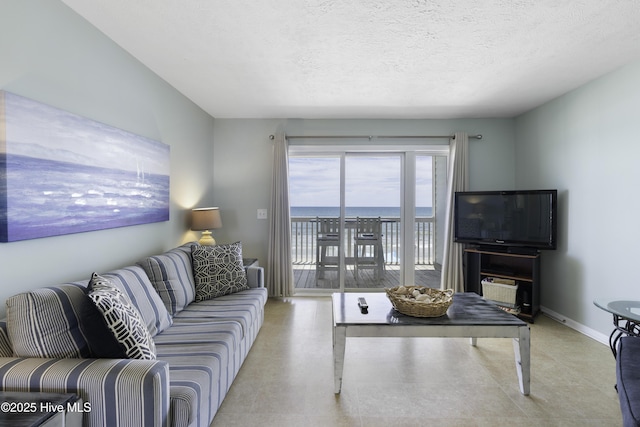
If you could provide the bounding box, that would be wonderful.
[358,297,368,313]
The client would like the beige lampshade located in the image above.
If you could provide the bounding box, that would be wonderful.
[191,207,222,231]
[191,207,222,246]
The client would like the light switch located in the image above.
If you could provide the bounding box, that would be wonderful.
[257,209,268,219]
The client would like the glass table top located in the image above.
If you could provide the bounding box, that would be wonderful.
[332,292,527,327]
[594,298,640,323]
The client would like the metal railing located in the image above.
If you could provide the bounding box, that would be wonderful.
[291,217,434,266]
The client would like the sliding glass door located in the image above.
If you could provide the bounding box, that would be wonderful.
[289,146,447,293]
[289,156,342,289]
[414,154,448,287]
[344,154,401,289]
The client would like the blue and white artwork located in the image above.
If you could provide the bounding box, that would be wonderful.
[0,91,170,242]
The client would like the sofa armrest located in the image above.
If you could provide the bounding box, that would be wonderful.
[0,357,170,427]
[246,266,264,288]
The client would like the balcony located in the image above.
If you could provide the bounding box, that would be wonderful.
[291,217,440,290]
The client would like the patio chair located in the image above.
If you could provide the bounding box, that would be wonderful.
[353,217,385,283]
[316,217,340,280]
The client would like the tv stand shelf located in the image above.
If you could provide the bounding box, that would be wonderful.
[464,248,540,323]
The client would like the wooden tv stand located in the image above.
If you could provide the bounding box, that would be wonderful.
[464,247,540,323]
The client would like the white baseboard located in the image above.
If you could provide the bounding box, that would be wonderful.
[541,305,609,346]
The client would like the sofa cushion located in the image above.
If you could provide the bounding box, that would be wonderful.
[6,284,92,358]
[138,244,196,316]
[192,242,248,301]
[0,321,11,357]
[173,288,267,338]
[87,273,157,360]
[154,320,243,349]
[101,266,173,336]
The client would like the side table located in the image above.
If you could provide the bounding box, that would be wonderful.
[0,391,83,427]
[594,298,640,357]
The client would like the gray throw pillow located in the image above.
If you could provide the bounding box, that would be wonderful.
[192,242,249,301]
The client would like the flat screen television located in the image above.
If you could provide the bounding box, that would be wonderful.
[454,189,557,250]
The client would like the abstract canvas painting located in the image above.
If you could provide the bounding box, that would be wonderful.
[0,91,170,242]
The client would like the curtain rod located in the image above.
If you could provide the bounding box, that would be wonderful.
[268,134,482,140]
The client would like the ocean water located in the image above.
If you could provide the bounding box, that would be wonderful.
[291,206,432,218]
[1,154,169,242]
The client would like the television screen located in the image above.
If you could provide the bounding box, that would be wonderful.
[454,190,557,250]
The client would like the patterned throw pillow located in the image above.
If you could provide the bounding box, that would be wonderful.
[192,242,249,301]
[87,273,156,360]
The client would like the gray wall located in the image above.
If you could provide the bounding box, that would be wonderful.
[515,59,640,338]
[0,0,215,316]
[212,118,516,266]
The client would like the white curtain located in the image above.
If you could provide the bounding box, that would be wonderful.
[441,132,469,292]
[267,131,294,297]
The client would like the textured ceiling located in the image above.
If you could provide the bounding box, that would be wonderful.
[61,0,640,119]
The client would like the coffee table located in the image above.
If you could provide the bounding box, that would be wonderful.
[332,292,530,395]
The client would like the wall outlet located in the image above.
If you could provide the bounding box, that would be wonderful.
[257,209,268,220]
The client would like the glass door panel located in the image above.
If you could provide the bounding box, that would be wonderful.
[289,149,446,293]
[344,155,401,289]
[289,156,341,290]
[415,154,447,288]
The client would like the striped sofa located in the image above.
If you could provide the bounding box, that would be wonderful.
[0,242,267,427]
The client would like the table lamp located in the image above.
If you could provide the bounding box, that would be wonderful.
[191,207,222,246]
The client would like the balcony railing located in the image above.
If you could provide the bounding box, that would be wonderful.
[291,217,434,266]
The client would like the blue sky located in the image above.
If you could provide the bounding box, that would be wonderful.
[289,155,433,207]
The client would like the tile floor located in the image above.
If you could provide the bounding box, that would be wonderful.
[211,297,622,426]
